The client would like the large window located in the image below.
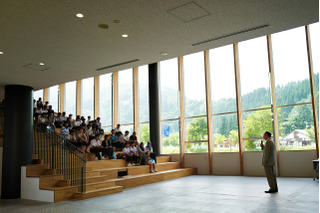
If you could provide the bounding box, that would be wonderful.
[209,44,238,152]
[272,26,315,150]
[118,69,133,126]
[48,85,59,112]
[238,36,272,151]
[81,77,94,118]
[34,89,43,101]
[160,58,180,153]
[65,81,76,116]
[138,65,150,141]
[99,73,112,129]
[183,52,208,153]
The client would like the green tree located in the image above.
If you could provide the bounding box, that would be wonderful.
[140,124,150,142]
[162,132,179,146]
[228,130,239,146]
[306,125,315,142]
[186,117,208,141]
[214,133,227,146]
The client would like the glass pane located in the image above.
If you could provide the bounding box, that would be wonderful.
[278,104,316,150]
[243,108,273,151]
[185,117,208,141]
[238,36,271,110]
[161,120,180,154]
[183,52,206,117]
[160,58,179,120]
[209,45,237,114]
[81,77,94,118]
[138,65,149,122]
[139,123,150,143]
[65,81,76,116]
[272,26,311,106]
[309,22,320,101]
[186,142,208,153]
[34,89,43,101]
[48,85,59,112]
[99,73,112,127]
[212,113,239,152]
[118,69,133,124]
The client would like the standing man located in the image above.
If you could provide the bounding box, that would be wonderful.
[260,131,278,193]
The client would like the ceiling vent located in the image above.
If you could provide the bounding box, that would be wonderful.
[192,24,270,46]
[168,1,210,23]
[22,63,50,71]
[96,59,139,71]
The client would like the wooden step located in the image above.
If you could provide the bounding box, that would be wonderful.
[85,180,116,191]
[86,159,127,170]
[26,164,49,177]
[74,186,123,200]
[156,156,171,163]
[39,174,63,189]
[85,175,110,184]
[156,162,180,171]
[113,168,197,189]
[85,171,101,178]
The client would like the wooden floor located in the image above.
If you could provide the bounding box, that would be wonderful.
[26,155,197,202]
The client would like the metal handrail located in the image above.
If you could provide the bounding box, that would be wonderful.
[33,126,86,193]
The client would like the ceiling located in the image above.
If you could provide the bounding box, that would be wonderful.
[0,0,318,99]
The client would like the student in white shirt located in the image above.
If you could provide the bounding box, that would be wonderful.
[89,134,104,160]
[123,143,134,166]
[129,142,140,165]
[115,124,121,133]
[123,131,130,143]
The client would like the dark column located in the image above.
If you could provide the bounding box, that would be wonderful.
[2,85,33,199]
[148,63,160,156]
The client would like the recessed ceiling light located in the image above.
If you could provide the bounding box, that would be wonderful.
[39,62,44,66]
[160,52,168,56]
[76,13,84,18]
[0,51,3,55]
[122,34,128,38]
[113,20,121,24]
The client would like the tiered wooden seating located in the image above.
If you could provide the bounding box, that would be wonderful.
[26,155,197,202]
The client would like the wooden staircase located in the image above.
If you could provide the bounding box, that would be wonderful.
[26,155,197,202]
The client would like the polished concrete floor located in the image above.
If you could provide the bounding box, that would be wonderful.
[0,176,318,213]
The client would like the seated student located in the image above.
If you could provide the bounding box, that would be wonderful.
[122,143,134,166]
[88,134,104,160]
[143,151,158,173]
[111,129,118,142]
[129,131,138,144]
[61,112,67,122]
[66,117,72,128]
[86,116,91,125]
[66,130,78,146]
[113,131,125,150]
[54,112,63,128]
[38,113,48,132]
[115,124,121,133]
[60,121,70,136]
[68,114,73,123]
[47,105,54,115]
[44,101,49,109]
[129,142,140,165]
[101,134,115,159]
[81,116,86,125]
[123,131,130,143]
[73,115,82,128]
[77,128,89,152]
[47,112,56,132]
[146,141,156,163]
[41,105,48,114]
[96,117,102,130]
[138,142,147,165]
[87,124,95,141]
[34,106,42,124]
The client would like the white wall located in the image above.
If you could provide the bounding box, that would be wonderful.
[176,150,316,177]
[212,152,241,175]
[243,152,265,176]
[0,146,2,195]
[185,153,210,175]
[21,166,54,202]
[279,150,317,177]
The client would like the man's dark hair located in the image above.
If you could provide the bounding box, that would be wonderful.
[264,131,272,137]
